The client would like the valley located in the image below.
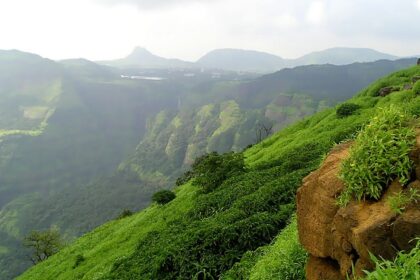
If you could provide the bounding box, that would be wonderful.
[0,48,418,279]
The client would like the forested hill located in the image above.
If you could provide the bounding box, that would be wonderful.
[0,49,417,279]
[17,64,420,279]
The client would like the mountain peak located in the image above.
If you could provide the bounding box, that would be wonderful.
[126,47,155,59]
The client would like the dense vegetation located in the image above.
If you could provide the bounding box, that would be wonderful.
[336,103,361,118]
[17,65,420,279]
[152,190,176,205]
[338,106,416,206]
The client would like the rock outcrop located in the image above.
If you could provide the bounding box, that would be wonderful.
[297,139,420,279]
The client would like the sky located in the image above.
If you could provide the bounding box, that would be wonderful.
[0,0,419,61]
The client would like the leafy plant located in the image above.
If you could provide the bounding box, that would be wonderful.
[338,106,416,206]
[362,239,420,280]
[337,103,361,118]
[73,254,85,269]
[152,190,176,205]
[387,188,420,214]
[191,152,246,193]
[175,170,194,186]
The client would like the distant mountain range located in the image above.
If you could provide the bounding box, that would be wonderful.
[196,48,286,72]
[99,47,194,69]
[98,47,406,73]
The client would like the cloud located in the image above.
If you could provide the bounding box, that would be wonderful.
[1,0,420,60]
[306,1,326,24]
[275,14,299,28]
[95,0,216,9]
[417,0,420,10]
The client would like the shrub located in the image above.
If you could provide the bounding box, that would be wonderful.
[413,80,420,95]
[191,152,246,193]
[117,209,133,219]
[338,106,416,206]
[175,170,194,186]
[336,103,361,118]
[152,190,176,205]
[73,254,85,269]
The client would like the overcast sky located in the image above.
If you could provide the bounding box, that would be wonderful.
[0,0,419,61]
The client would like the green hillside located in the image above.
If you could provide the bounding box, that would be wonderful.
[18,65,420,279]
[0,51,416,279]
[0,51,184,278]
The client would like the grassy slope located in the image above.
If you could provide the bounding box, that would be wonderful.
[18,183,197,280]
[18,65,420,280]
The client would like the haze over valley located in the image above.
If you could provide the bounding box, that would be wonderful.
[0,0,420,279]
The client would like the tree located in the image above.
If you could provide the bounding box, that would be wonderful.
[23,226,64,264]
[152,190,176,205]
[255,122,273,143]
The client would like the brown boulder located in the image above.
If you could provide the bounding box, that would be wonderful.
[378,86,399,97]
[297,142,351,258]
[297,139,420,279]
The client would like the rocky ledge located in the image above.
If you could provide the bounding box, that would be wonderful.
[297,139,420,279]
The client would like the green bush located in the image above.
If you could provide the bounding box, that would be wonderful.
[336,103,361,118]
[152,190,176,205]
[175,170,194,186]
[413,80,420,95]
[73,254,85,269]
[191,152,246,193]
[338,106,415,206]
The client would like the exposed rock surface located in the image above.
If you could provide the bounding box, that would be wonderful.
[378,86,399,97]
[297,139,420,279]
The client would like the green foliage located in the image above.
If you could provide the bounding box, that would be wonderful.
[191,152,246,193]
[387,188,420,214]
[117,209,134,219]
[223,216,307,280]
[413,80,420,95]
[23,227,64,265]
[362,239,420,280]
[17,66,420,280]
[152,190,176,205]
[175,170,194,186]
[338,106,416,206]
[336,103,361,118]
[72,254,85,269]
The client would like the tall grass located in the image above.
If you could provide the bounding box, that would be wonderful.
[338,106,416,206]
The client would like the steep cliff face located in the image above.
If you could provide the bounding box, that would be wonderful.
[297,138,420,279]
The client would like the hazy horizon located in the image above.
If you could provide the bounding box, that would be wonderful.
[0,0,419,61]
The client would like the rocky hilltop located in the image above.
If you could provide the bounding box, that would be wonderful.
[297,135,420,279]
